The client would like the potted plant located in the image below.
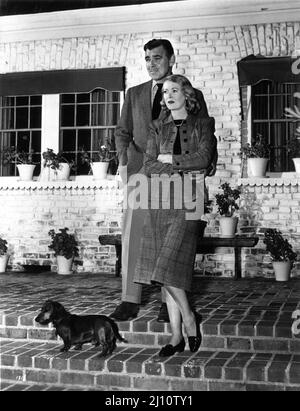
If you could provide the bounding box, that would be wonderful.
[285,101,300,173]
[41,149,76,181]
[48,228,79,275]
[215,182,241,238]
[0,237,9,273]
[263,228,297,282]
[240,133,270,177]
[1,147,37,181]
[80,140,117,179]
[286,137,300,173]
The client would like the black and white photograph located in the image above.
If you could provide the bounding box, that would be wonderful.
[0,0,300,395]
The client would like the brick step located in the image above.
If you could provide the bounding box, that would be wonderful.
[1,338,300,391]
[0,380,93,391]
[1,312,300,354]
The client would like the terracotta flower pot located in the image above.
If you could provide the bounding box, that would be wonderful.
[272,261,292,282]
[56,163,71,181]
[292,158,300,174]
[49,163,71,181]
[0,254,9,273]
[17,164,36,181]
[56,256,74,275]
[219,216,238,238]
[247,158,268,177]
[91,162,109,179]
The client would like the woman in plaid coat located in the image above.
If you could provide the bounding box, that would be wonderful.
[134,74,217,357]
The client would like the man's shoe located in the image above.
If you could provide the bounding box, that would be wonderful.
[110,302,139,321]
[159,338,185,357]
[156,303,170,323]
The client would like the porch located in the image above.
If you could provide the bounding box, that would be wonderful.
[1,271,300,391]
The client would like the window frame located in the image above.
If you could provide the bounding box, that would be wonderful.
[0,91,123,178]
[246,82,300,175]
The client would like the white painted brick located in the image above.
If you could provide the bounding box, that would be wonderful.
[1,21,299,278]
[206,66,222,73]
[207,32,220,40]
[204,80,223,88]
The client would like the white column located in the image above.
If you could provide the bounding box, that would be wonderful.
[41,94,60,155]
[247,86,252,143]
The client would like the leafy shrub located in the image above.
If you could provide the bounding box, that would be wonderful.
[287,138,300,158]
[48,228,79,259]
[0,237,8,256]
[263,228,297,262]
[240,133,270,159]
[215,183,241,217]
[1,147,36,165]
[42,149,76,171]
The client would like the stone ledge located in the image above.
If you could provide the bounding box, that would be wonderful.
[0,176,121,191]
[239,175,300,187]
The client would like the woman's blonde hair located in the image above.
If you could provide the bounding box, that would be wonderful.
[161,74,201,115]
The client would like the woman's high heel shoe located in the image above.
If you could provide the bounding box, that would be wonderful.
[188,312,202,353]
[159,338,185,357]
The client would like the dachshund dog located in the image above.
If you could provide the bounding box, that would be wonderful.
[35,300,127,356]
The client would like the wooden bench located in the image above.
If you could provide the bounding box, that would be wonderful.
[99,234,259,280]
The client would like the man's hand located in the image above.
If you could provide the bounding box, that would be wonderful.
[157,154,173,164]
[206,161,217,177]
[207,150,218,177]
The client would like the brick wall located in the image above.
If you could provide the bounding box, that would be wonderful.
[0,180,123,274]
[0,20,300,277]
[195,178,300,278]
[1,23,299,179]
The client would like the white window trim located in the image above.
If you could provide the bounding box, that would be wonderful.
[246,86,252,145]
[41,94,60,154]
[1,1,300,43]
[245,85,293,179]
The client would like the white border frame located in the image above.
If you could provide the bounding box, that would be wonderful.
[1,0,300,43]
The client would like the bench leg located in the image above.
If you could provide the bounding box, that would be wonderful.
[115,244,122,278]
[234,247,242,280]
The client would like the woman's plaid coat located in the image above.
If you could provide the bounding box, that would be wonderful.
[134,113,217,291]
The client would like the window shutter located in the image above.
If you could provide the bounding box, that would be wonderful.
[0,67,125,96]
[237,55,300,87]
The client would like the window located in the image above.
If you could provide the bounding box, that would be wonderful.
[0,89,121,177]
[60,89,120,175]
[238,55,300,174]
[0,67,125,177]
[0,95,42,176]
[252,81,300,172]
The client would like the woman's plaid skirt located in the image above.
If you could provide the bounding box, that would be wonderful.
[134,208,202,292]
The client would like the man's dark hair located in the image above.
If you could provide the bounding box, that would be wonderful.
[144,39,175,59]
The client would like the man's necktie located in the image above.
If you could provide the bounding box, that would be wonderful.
[152,83,163,120]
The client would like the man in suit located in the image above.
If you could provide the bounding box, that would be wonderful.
[110,39,215,322]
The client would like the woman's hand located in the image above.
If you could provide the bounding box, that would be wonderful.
[157,154,173,164]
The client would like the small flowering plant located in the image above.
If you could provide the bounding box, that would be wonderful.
[287,137,300,158]
[215,183,241,217]
[48,228,79,260]
[263,228,297,263]
[1,147,36,165]
[42,148,76,171]
[240,133,270,159]
[80,141,116,166]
